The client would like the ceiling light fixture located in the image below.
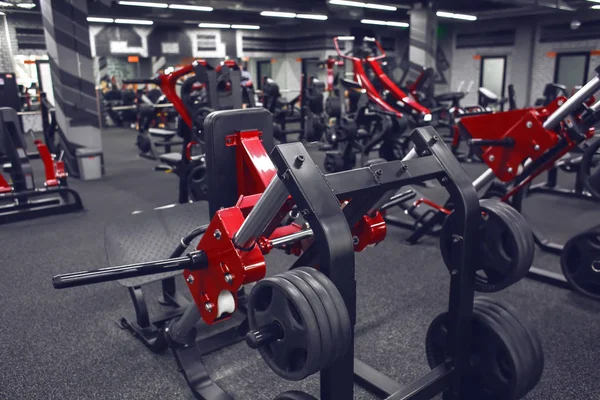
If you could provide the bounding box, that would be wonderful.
[16,2,36,8]
[118,1,168,8]
[329,0,397,12]
[169,4,213,11]
[296,14,328,20]
[115,18,154,25]
[199,22,231,28]
[231,24,261,30]
[87,17,115,23]
[0,11,4,15]
[436,11,477,21]
[0,1,13,7]
[586,0,600,3]
[361,19,409,27]
[260,11,297,18]
[592,4,600,8]
[337,36,356,41]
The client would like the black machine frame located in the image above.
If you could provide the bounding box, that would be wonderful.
[54,104,486,399]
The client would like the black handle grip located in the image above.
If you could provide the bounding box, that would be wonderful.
[469,138,515,148]
[52,251,208,289]
[123,78,160,85]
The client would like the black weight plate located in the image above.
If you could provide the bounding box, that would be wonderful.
[475,297,544,396]
[560,227,600,300]
[290,269,342,367]
[279,272,333,373]
[480,199,534,287]
[440,200,534,292]
[580,138,600,200]
[274,390,318,400]
[248,276,322,381]
[187,163,209,201]
[424,312,448,369]
[473,300,530,399]
[426,307,523,400]
[295,267,352,359]
[379,138,406,161]
[194,107,214,133]
[326,97,341,119]
[136,134,152,153]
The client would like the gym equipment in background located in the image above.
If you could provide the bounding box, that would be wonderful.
[39,93,102,179]
[323,79,408,173]
[53,107,543,400]
[0,107,83,224]
[0,72,20,111]
[384,65,600,298]
[261,78,302,142]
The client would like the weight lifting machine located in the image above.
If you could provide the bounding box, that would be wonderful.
[0,107,83,224]
[53,107,543,400]
[385,65,600,299]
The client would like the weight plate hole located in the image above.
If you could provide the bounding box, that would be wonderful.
[254,287,273,312]
[288,348,308,372]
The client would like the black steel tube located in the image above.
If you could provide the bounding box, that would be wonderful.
[52,251,207,289]
[167,303,202,345]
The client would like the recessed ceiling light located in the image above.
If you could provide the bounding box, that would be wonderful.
[16,2,35,9]
[169,4,213,11]
[114,18,154,25]
[231,24,260,30]
[296,14,328,20]
[329,0,397,12]
[87,17,115,23]
[337,36,356,41]
[436,11,477,21]
[199,22,231,28]
[361,19,409,27]
[260,11,297,18]
[118,1,168,8]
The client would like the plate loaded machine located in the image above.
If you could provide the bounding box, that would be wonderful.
[53,107,543,400]
[322,37,412,172]
[385,65,600,300]
[39,92,103,179]
[0,107,83,224]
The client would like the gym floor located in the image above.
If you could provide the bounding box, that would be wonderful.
[1,128,599,400]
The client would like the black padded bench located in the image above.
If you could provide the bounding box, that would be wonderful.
[104,201,211,346]
[158,152,205,167]
[149,127,183,153]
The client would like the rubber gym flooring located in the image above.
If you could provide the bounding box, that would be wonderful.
[1,127,599,400]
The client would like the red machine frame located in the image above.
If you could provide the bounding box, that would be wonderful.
[333,36,431,118]
[186,128,386,324]
[333,36,403,117]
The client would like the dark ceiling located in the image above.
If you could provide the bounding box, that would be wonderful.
[1,0,599,27]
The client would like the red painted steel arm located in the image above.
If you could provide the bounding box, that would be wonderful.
[366,59,431,115]
[353,61,403,117]
[34,139,59,187]
[0,173,12,193]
